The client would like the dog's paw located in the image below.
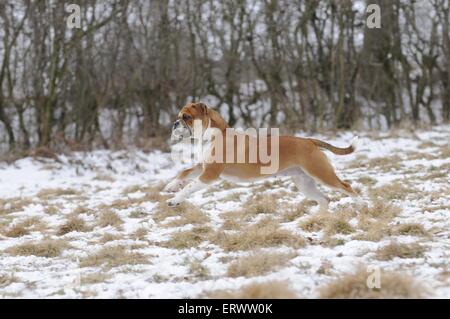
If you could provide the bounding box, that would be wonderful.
[167,197,182,207]
[163,179,185,193]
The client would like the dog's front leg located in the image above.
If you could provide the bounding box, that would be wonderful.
[167,179,209,207]
[167,163,223,207]
[164,164,201,193]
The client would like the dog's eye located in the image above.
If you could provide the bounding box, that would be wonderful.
[183,114,192,121]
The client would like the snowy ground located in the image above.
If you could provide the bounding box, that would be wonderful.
[0,126,449,298]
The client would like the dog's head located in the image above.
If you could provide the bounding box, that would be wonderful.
[171,102,210,140]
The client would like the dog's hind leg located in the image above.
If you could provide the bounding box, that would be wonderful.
[291,169,330,212]
[301,150,358,197]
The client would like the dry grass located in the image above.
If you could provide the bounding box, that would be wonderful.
[58,217,89,235]
[163,226,213,249]
[99,233,123,243]
[6,239,68,258]
[130,227,148,241]
[319,267,426,298]
[153,202,197,224]
[79,245,149,268]
[164,207,209,227]
[346,155,402,172]
[0,197,33,215]
[299,213,329,232]
[352,199,401,241]
[356,176,377,186]
[369,181,413,201]
[394,223,428,236]
[375,242,426,260]
[80,273,111,285]
[103,184,167,208]
[0,274,18,288]
[3,217,46,238]
[213,219,305,251]
[227,251,293,277]
[37,188,80,200]
[205,281,299,299]
[187,258,210,280]
[280,200,312,222]
[241,194,279,216]
[97,210,123,228]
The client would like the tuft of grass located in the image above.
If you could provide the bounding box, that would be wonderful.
[79,245,149,268]
[0,274,18,288]
[6,239,68,258]
[187,258,210,280]
[213,219,305,251]
[227,251,293,278]
[356,176,377,186]
[375,242,426,260]
[130,227,148,241]
[369,181,413,201]
[205,281,299,299]
[163,226,213,249]
[394,223,428,236]
[319,267,427,298]
[299,213,329,232]
[0,197,33,215]
[280,200,312,222]
[4,223,30,238]
[97,210,123,228]
[324,219,354,236]
[99,233,122,243]
[241,194,279,216]
[164,207,209,227]
[3,217,45,238]
[58,217,89,235]
[80,273,111,285]
[37,188,80,200]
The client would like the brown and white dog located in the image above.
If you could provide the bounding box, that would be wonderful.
[164,102,359,211]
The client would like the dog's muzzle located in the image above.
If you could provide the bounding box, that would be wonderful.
[171,120,191,142]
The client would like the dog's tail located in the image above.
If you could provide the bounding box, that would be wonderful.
[310,136,359,155]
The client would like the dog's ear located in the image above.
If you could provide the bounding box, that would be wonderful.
[196,102,208,115]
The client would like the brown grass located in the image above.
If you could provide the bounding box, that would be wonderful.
[99,233,123,243]
[37,188,80,200]
[187,259,210,280]
[57,217,89,235]
[79,245,149,268]
[153,202,198,224]
[0,274,18,288]
[394,223,428,236]
[241,194,279,216]
[3,217,46,238]
[369,181,413,201]
[227,251,293,278]
[6,239,68,258]
[80,273,111,285]
[319,267,426,298]
[164,206,209,227]
[375,242,426,260]
[103,184,167,209]
[205,281,299,299]
[163,226,213,249]
[280,200,312,222]
[0,197,33,214]
[97,210,123,228]
[213,219,305,251]
[130,227,148,241]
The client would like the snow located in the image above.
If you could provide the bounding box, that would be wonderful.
[0,125,449,298]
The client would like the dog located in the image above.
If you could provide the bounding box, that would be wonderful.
[164,102,359,211]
